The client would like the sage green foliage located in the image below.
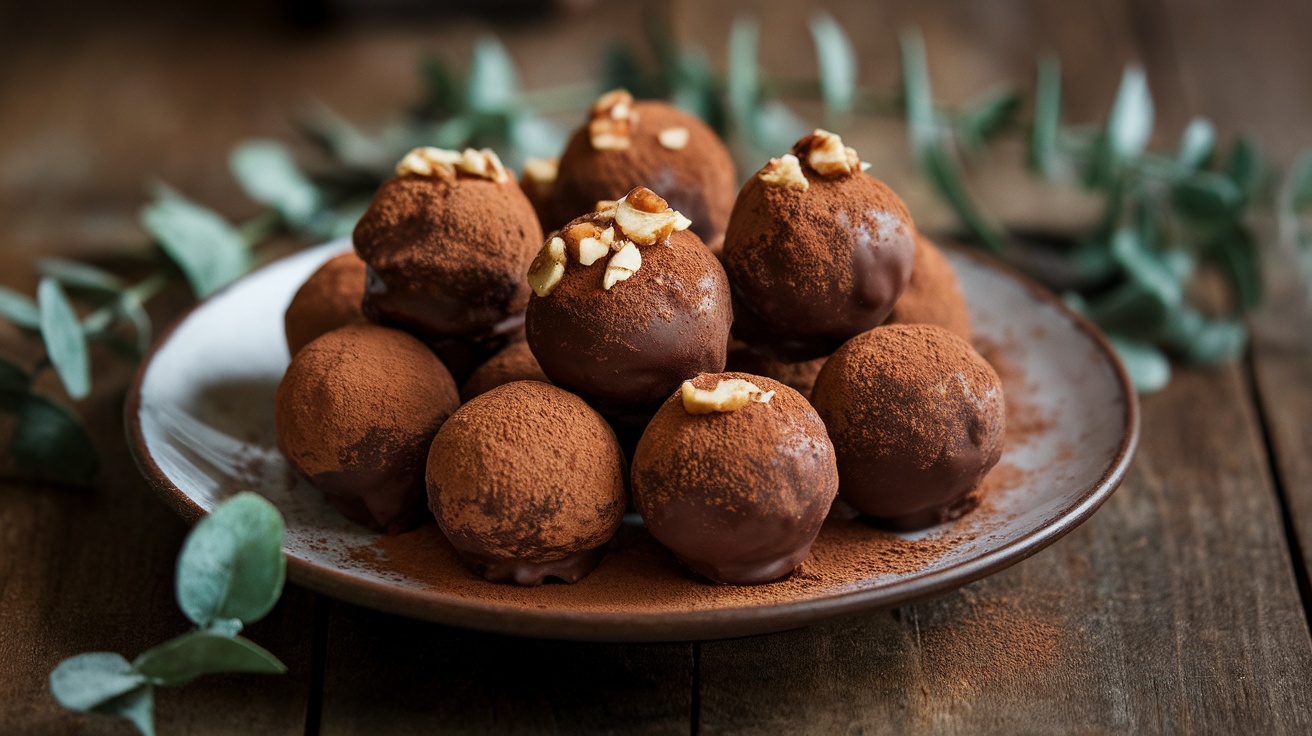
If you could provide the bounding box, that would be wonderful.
[49,493,288,736]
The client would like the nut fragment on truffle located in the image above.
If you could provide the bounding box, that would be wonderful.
[614,187,692,246]
[681,378,775,414]
[794,129,863,177]
[396,146,509,183]
[589,89,639,150]
[658,126,690,150]
[603,241,642,289]
[564,222,615,265]
[528,236,567,297]
[759,154,810,191]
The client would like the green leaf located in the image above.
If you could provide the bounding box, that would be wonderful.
[669,46,726,134]
[418,54,462,117]
[1161,308,1247,365]
[1286,148,1312,210]
[37,278,91,400]
[957,90,1021,153]
[899,27,937,163]
[1173,171,1243,221]
[118,292,153,359]
[0,286,40,329]
[1087,66,1154,188]
[96,684,154,736]
[133,631,286,687]
[751,100,810,155]
[49,653,145,712]
[809,11,857,117]
[229,140,321,227]
[299,100,391,173]
[1226,136,1263,199]
[923,146,1013,253]
[37,258,125,298]
[1029,57,1061,176]
[175,492,286,629]
[1176,117,1215,170]
[599,44,656,99]
[141,186,251,299]
[1110,229,1183,309]
[464,35,519,114]
[1211,226,1262,309]
[8,390,99,484]
[1110,336,1172,394]
[726,16,760,128]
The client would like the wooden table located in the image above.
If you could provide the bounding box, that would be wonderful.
[4,1,1312,732]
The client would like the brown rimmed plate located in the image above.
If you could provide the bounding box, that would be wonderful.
[127,240,1138,642]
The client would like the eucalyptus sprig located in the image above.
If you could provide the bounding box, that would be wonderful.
[49,493,288,736]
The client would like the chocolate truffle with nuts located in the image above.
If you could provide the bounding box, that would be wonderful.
[632,372,838,585]
[427,381,627,585]
[284,251,366,356]
[548,90,737,250]
[810,324,1005,530]
[275,323,460,533]
[353,147,542,377]
[525,186,733,423]
[884,233,972,342]
[721,130,916,361]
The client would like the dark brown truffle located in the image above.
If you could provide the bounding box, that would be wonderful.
[459,340,549,402]
[548,90,736,246]
[810,324,1005,530]
[884,233,972,342]
[352,148,541,347]
[525,187,733,422]
[275,323,460,533]
[427,381,627,585]
[283,252,366,356]
[632,373,838,585]
[721,130,916,361]
[725,339,828,400]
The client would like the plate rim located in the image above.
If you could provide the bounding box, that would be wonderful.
[125,242,1141,642]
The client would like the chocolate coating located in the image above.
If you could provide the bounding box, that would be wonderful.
[549,100,736,243]
[725,339,828,400]
[810,325,1005,530]
[427,381,627,585]
[721,141,915,361]
[632,373,838,585]
[283,252,366,356]
[460,340,549,402]
[884,233,972,342]
[274,323,460,533]
[353,172,541,343]
[526,213,733,421]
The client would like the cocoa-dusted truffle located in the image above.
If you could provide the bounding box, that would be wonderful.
[547,90,736,249]
[275,323,460,533]
[284,252,366,356]
[725,340,828,400]
[885,233,972,342]
[459,340,549,402]
[427,381,627,585]
[632,373,838,585]
[811,324,1005,530]
[721,130,916,361]
[525,187,733,422]
[353,147,542,353]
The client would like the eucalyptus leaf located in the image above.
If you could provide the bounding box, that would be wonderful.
[0,286,40,330]
[727,16,760,128]
[1110,336,1172,394]
[1083,281,1169,336]
[95,684,154,736]
[49,653,145,712]
[957,90,1021,153]
[418,55,462,117]
[1087,66,1153,188]
[175,492,286,629]
[1226,136,1263,200]
[229,140,321,227]
[37,258,125,297]
[141,187,251,298]
[9,390,99,484]
[809,11,857,117]
[37,278,91,401]
[299,100,392,172]
[1211,226,1262,309]
[669,46,725,133]
[1161,308,1247,365]
[133,631,286,687]
[1176,117,1215,170]
[923,146,1012,253]
[1173,171,1243,221]
[899,27,937,162]
[1029,57,1061,176]
[465,35,520,114]
[1110,229,1183,309]
[117,293,153,359]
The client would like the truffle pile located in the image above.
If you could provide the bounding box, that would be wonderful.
[273,92,1006,588]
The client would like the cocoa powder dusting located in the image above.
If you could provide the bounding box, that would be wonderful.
[917,588,1063,696]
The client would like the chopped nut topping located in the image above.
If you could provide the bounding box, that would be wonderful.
[603,242,642,289]
[564,222,616,266]
[758,154,810,191]
[658,127,690,150]
[613,187,692,246]
[527,236,567,297]
[793,129,862,177]
[594,200,619,217]
[588,89,640,151]
[681,378,775,414]
[396,146,509,183]
[521,156,558,200]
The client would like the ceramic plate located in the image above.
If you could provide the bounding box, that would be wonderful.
[128,240,1138,642]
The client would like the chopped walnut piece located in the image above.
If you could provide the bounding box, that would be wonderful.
[658,127,690,150]
[395,146,509,183]
[589,89,640,151]
[613,187,691,245]
[564,222,616,266]
[793,129,862,177]
[758,154,810,191]
[681,378,775,414]
[603,242,642,289]
[527,236,567,297]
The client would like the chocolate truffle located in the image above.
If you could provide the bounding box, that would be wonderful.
[275,323,460,533]
[525,187,733,422]
[284,251,367,356]
[725,340,828,400]
[427,381,627,585]
[632,373,838,585]
[520,156,557,228]
[352,146,542,350]
[548,90,737,248]
[721,130,916,361]
[810,324,1005,530]
[459,340,549,402]
[884,233,972,342]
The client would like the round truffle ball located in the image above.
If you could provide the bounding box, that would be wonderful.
[721,130,916,361]
[810,324,1005,530]
[884,233,972,342]
[725,340,828,400]
[460,340,549,402]
[526,187,733,422]
[275,323,460,533]
[352,147,542,345]
[548,90,736,247]
[632,373,838,585]
[427,381,627,585]
[284,251,366,356]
